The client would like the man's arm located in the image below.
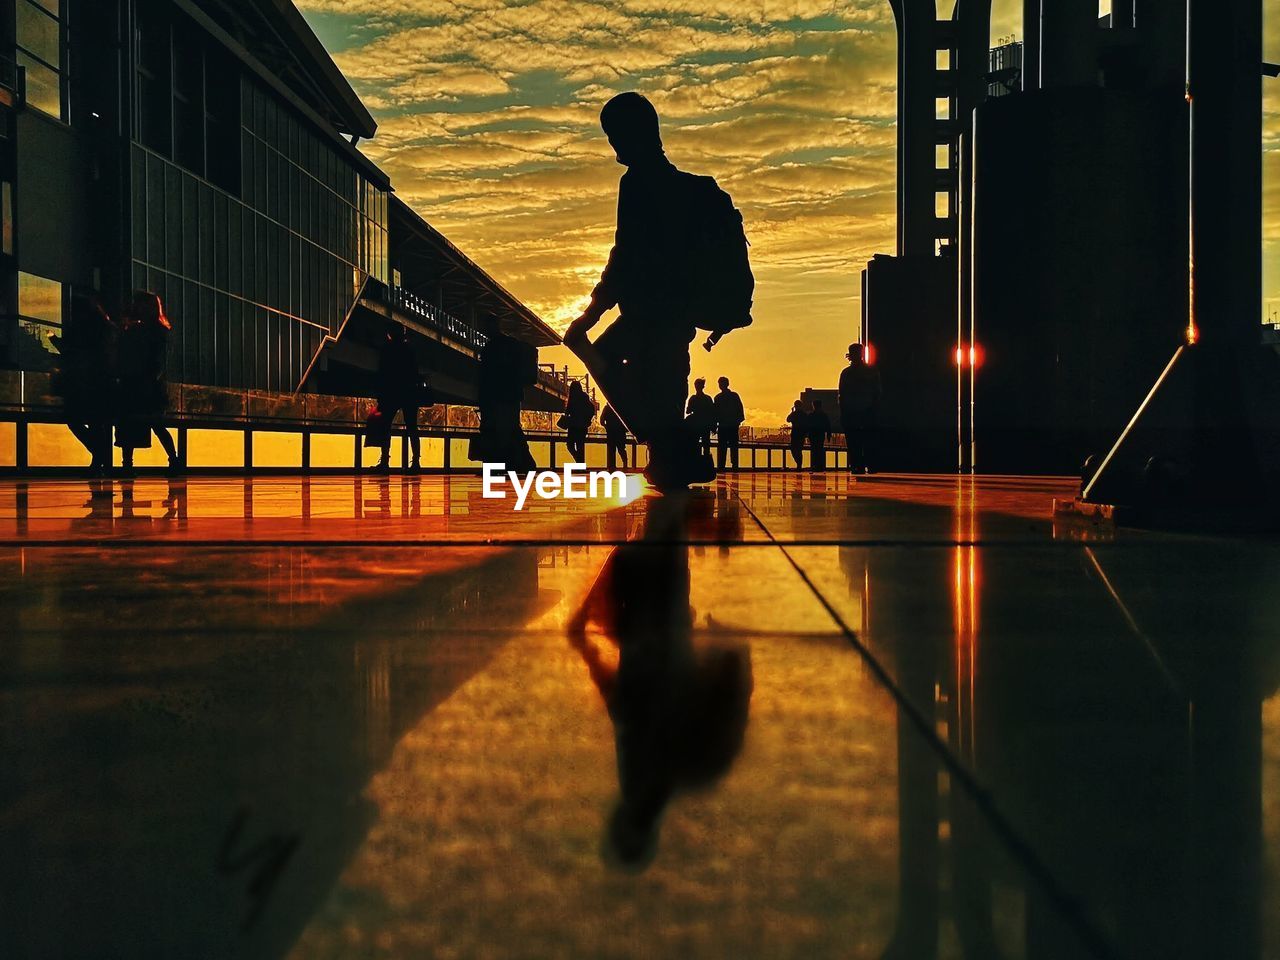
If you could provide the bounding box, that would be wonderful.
[567,175,635,343]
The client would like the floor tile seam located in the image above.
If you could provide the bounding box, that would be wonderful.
[732,488,1119,960]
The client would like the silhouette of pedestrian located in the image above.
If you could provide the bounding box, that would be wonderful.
[713,376,744,471]
[53,294,116,476]
[562,381,597,462]
[115,291,178,477]
[839,343,881,474]
[475,314,536,472]
[374,324,426,473]
[568,495,753,870]
[685,378,715,458]
[786,400,809,469]
[808,398,831,472]
[602,404,629,469]
[565,92,723,492]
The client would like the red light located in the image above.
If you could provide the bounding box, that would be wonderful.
[1185,321,1199,345]
[863,343,876,365]
[955,343,983,368]
[955,345,965,367]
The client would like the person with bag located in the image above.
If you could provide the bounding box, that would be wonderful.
[565,92,753,492]
[474,314,536,472]
[838,342,881,474]
[807,398,832,473]
[373,323,427,473]
[52,294,117,476]
[786,400,810,469]
[562,381,597,462]
[115,291,179,477]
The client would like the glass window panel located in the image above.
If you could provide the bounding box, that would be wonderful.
[131,148,146,258]
[215,292,229,384]
[253,431,302,468]
[182,175,200,278]
[255,308,268,389]
[18,53,62,119]
[147,155,166,267]
[18,272,62,323]
[166,164,184,275]
[214,193,228,289]
[227,202,242,292]
[199,285,215,383]
[17,2,60,69]
[228,297,243,387]
[186,428,246,468]
[31,0,60,14]
[14,318,60,370]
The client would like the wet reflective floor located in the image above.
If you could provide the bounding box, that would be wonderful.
[2,474,1278,959]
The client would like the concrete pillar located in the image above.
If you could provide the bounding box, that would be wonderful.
[1039,1,1098,88]
[1022,0,1041,89]
[889,0,939,258]
[1188,0,1262,344]
[1136,0,1189,89]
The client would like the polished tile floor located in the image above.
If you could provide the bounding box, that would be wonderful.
[2,473,1278,959]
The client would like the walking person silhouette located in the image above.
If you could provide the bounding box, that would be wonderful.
[565,92,752,492]
[602,404,630,470]
[562,381,597,462]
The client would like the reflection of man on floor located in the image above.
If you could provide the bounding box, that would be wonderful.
[568,495,753,869]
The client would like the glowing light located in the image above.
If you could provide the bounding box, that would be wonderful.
[955,345,965,367]
[1185,322,1199,345]
[863,343,876,365]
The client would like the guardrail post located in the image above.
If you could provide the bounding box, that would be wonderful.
[177,427,188,469]
[443,437,451,472]
[243,429,253,471]
[16,420,28,472]
[301,430,311,472]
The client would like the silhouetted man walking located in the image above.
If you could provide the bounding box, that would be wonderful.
[713,376,745,471]
[838,343,881,474]
[808,399,831,472]
[685,378,715,458]
[565,92,724,491]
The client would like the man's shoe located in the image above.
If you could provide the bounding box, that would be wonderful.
[166,457,183,477]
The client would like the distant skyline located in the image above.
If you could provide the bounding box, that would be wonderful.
[300,1,1279,427]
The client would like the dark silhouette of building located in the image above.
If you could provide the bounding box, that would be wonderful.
[0,0,565,461]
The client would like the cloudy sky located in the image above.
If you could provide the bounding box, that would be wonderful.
[298,0,1279,427]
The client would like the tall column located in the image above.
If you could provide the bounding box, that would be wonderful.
[889,0,939,258]
[1039,1,1098,88]
[1022,0,1040,89]
[1188,0,1262,343]
[955,0,993,472]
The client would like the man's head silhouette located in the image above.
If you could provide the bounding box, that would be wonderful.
[600,92,662,167]
[694,377,706,392]
[718,377,730,391]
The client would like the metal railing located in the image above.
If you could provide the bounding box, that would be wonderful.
[385,286,570,396]
[0,372,847,473]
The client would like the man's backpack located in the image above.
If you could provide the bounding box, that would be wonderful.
[679,174,754,344]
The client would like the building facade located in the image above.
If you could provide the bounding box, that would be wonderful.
[0,0,562,470]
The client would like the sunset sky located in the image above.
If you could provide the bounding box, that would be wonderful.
[299,0,1280,427]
